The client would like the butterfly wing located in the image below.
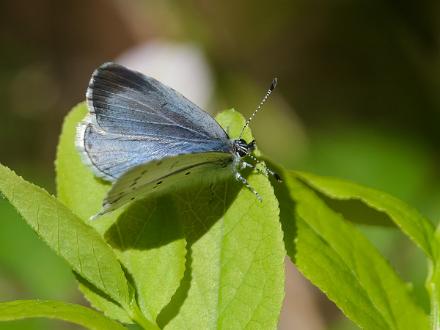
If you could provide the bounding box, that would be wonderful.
[93,152,232,219]
[76,62,231,181]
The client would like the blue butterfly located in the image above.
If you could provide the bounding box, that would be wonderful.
[76,63,280,219]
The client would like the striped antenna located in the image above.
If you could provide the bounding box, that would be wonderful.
[239,77,278,139]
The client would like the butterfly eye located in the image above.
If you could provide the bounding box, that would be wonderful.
[237,149,247,157]
[233,139,249,157]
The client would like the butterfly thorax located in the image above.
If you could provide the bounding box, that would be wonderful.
[232,139,256,158]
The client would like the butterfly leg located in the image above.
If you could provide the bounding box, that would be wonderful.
[246,155,282,182]
[234,171,262,202]
[240,161,255,170]
[263,166,282,182]
[232,156,262,201]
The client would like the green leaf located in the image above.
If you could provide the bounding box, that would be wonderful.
[0,300,127,330]
[273,169,429,330]
[57,104,285,328]
[163,110,285,329]
[55,103,185,325]
[105,198,187,324]
[55,103,135,322]
[75,275,134,324]
[295,171,437,260]
[0,163,130,312]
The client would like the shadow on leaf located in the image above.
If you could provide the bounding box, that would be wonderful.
[265,163,299,261]
[296,178,395,227]
[104,176,241,327]
[105,196,183,250]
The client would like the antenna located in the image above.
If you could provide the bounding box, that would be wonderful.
[239,77,278,139]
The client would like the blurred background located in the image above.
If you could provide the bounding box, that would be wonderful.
[1,0,440,329]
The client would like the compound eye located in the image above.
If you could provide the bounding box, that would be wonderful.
[237,149,247,157]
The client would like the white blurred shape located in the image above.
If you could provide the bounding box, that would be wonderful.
[117,40,213,109]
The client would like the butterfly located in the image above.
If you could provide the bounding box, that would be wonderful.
[76,63,280,219]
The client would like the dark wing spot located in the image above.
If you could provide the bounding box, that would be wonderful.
[153,181,163,189]
[130,197,135,201]
[185,171,191,175]
[112,196,122,203]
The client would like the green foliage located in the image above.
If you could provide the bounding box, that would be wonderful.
[0,300,127,330]
[0,164,131,310]
[271,169,430,329]
[0,103,439,329]
[295,171,437,259]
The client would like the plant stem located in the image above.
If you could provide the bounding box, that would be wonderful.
[428,258,440,330]
[128,302,160,330]
[430,282,439,330]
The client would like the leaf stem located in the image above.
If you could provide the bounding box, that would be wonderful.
[427,258,440,330]
[128,302,159,330]
[431,283,439,330]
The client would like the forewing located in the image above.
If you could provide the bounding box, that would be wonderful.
[93,152,232,218]
[87,62,228,140]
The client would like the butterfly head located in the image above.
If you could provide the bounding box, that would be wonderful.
[232,139,256,158]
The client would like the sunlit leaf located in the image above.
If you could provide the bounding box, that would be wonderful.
[0,163,130,312]
[55,103,186,325]
[0,300,127,330]
[75,275,133,325]
[56,104,285,328]
[295,171,437,259]
[273,169,429,330]
[162,110,285,329]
